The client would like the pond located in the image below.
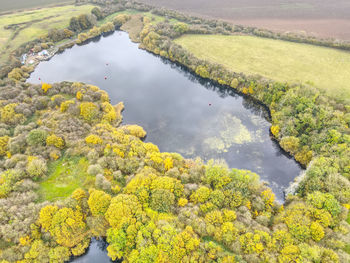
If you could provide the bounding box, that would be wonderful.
[69,238,116,263]
[28,31,301,201]
[28,30,301,262]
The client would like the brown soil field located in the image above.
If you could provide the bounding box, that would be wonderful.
[0,0,73,14]
[139,0,350,40]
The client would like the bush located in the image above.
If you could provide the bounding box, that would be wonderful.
[27,129,48,146]
[42,83,52,93]
[80,102,99,122]
[46,134,65,149]
[85,134,103,145]
[0,136,9,156]
[26,158,47,178]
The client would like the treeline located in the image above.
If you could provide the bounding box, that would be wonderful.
[0,80,349,262]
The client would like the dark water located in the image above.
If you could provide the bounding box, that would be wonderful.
[28,31,302,262]
[69,238,115,263]
[28,31,301,201]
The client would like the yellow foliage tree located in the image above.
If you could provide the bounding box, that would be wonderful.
[88,189,112,216]
[42,83,52,93]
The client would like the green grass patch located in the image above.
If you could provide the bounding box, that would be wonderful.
[0,4,95,64]
[175,34,350,100]
[37,156,95,202]
[97,9,142,26]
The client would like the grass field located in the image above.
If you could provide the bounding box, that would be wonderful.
[0,4,95,64]
[175,34,350,99]
[0,0,74,13]
[37,156,95,202]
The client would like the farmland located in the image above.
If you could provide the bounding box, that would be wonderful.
[0,0,74,13]
[175,34,350,100]
[139,0,350,40]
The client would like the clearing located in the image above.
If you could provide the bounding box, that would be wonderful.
[37,156,95,202]
[175,34,350,100]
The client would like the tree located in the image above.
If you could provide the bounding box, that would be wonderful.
[280,136,300,155]
[88,189,111,216]
[105,194,143,229]
[91,7,103,20]
[150,189,175,213]
[69,17,81,32]
[170,226,200,262]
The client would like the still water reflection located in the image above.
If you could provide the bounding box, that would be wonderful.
[28,31,301,201]
[69,238,115,263]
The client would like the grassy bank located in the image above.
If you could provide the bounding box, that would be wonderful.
[175,34,350,100]
[0,4,95,64]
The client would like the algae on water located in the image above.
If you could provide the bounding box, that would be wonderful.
[202,113,252,153]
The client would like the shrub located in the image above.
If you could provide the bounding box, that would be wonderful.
[0,136,9,156]
[123,125,146,138]
[178,198,188,207]
[85,134,103,145]
[27,129,48,146]
[60,100,75,112]
[26,158,47,178]
[310,222,324,241]
[41,83,52,93]
[87,164,103,176]
[0,103,25,125]
[46,134,65,149]
[80,102,99,122]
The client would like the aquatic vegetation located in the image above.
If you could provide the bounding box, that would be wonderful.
[203,113,252,153]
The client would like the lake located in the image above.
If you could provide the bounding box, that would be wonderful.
[28,30,301,262]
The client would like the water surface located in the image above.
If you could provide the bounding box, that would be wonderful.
[28,31,301,201]
[70,238,114,263]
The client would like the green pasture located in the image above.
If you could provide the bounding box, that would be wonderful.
[175,34,350,99]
